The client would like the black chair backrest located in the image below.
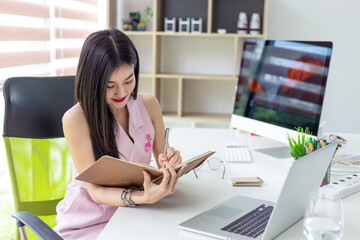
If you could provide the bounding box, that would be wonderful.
[3,76,75,138]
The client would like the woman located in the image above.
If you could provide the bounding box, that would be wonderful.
[54,28,187,239]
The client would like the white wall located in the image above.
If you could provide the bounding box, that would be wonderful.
[267,0,360,133]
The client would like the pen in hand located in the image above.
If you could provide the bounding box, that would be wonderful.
[162,128,169,168]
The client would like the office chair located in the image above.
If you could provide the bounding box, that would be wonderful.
[3,76,75,240]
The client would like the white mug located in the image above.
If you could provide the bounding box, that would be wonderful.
[237,12,248,34]
[249,13,261,35]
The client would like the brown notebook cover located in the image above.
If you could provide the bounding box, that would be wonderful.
[75,151,215,188]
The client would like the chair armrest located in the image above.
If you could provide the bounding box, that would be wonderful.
[11,211,63,240]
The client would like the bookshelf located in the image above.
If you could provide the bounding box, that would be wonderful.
[109,0,268,126]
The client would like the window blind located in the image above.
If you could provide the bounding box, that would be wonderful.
[0,0,107,84]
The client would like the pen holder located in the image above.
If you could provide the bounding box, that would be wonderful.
[321,163,331,187]
[286,127,335,187]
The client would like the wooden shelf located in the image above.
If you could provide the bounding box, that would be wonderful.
[125,31,265,39]
[235,34,265,39]
[155,73,180,79]
[162,112,179,118]
[156,73,237,81]
[139,73,153,78]
[139,73,238,81]
[156,32,265,39]
[123,31,153,36]
[163,112,231,122]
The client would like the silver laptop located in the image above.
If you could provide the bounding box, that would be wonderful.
[179,142,338,240]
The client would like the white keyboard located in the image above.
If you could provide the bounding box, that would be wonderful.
[224,145,253,163]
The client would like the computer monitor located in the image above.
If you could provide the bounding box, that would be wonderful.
[231,39,333,158]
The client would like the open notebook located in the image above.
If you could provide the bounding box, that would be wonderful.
[76,151,215,188]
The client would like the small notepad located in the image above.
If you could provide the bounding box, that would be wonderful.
[230,177,263,187]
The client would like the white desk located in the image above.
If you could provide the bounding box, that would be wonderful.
[98,128,360,240]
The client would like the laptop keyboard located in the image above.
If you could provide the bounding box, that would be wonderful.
[224,145,253,163]
[220,204,274,238]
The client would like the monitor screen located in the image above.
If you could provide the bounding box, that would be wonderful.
[231,39,333,146]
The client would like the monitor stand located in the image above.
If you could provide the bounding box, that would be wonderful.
[255,146,291,159]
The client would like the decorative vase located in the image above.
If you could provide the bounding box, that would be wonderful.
[129,12,140,31]
[137,22,146,31]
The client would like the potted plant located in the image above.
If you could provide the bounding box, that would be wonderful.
[123,7,153,31]
[286,126,333,186]
[122,19,132,31]
[137,6,153,31]
[142,7,153,23]
[286,127,312,160]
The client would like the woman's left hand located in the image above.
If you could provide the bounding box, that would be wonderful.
[159,147,182,167]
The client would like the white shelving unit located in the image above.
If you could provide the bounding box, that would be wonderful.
[110,0,268,127]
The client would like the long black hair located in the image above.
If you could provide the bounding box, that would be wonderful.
[75,28,139,160]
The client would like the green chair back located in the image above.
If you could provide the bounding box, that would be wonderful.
[2,76,75,239]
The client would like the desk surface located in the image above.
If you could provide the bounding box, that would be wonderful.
[98,128,360,240]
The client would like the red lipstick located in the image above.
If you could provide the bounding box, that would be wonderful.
[113,96,126,103]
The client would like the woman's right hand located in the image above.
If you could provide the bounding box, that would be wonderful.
[141,162,187,204]
[159,147,182,167]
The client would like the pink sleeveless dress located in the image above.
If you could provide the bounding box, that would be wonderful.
[54,96,155,240]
